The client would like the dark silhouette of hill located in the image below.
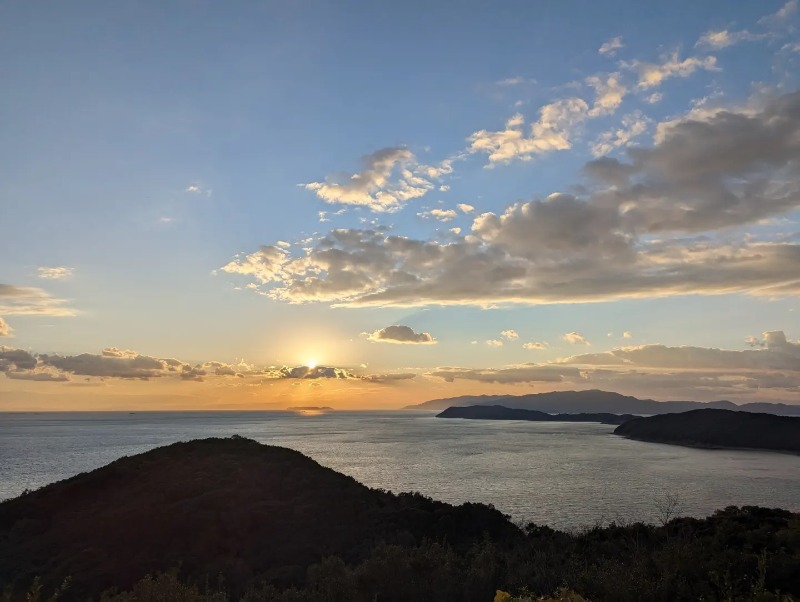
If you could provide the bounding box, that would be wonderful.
[614,409,800,453]
[437,405,637,425]
[0,437,799,601]
[406,389,800,416]
[0,436,517,600]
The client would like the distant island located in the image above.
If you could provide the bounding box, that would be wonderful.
[406,389,800,416]
[614,409,800,454]
[1,437,798,601]
[437,405,637,425]
[287,406,334,411]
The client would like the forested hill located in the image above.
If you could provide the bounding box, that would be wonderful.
[2,437,799,601]
[614,409,800,453]
[0,436,516,600]
[407,389,800,416]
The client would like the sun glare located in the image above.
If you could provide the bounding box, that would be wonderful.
[307,359,317,369]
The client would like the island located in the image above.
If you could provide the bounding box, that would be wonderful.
[614,408,800,453]
[1,436,798,601]
[436,404,637,425]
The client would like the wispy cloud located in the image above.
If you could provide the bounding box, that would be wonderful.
[37,266,74,280]
[598,36,624,57]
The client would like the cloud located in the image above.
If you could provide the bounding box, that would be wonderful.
[586,73,627,117]
[486,339,504,347]
[457,203,475,213]
[523,341,548,350]
[37,266,74,280]
[223,91,800,308]
[563,332,591,345]
[559,331,800,372]
[0,318,12,337]
[623,331,632,339]
[363,372,417,383]
[0,347,37,371]
[5,367,69,382]
[366,325,437,345]
[0,284,77,317]
[418,208,458,222]
[590,111,650,156]
[696,29,766,49]
[500,329,519,340]
[431,364,581,384]
[468,98,589,164]
[623,51,719,89]
[645,92,663,104]
[598,36,624,56]
[758,0,798,28]
[304,148,449,212]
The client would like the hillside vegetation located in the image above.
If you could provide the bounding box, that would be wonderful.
[614,409,800,453]
[1,437,798,601]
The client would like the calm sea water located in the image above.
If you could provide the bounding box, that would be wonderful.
[1,411,798,530]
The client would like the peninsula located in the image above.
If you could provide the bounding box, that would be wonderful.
[437,404,637,425]
[614,409,800,453]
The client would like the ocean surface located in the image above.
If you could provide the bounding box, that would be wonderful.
[1,410,798,530]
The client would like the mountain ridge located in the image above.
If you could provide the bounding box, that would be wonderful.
[405,389,800,415]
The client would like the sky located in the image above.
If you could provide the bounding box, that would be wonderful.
[2,0,800,410]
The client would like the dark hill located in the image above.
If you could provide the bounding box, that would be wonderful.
[406,389,800,416]
[614,409,800,453]
[0,436,518,600]
[437,405,636,425]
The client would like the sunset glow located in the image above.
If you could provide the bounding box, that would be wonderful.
[1,1,800,411]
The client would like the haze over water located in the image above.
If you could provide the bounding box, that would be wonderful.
[2,411,798,530]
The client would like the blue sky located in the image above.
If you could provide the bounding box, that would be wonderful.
[2,1,800,409]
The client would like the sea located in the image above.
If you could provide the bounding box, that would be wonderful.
[1,410,798,530]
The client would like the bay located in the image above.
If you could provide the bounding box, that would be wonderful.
[1,410,798,530]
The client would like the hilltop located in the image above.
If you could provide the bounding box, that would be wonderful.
[406,389,800,416]
[614,409,800,454]
[0,436,516,600]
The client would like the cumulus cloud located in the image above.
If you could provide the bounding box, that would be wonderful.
[486,339,504,347]
[523,341,548,350]
[586,73,627,117]
[500,329,519,340]
[457,203,475,213]
[468,98,589,164]
[0,317,12,337]
[623,331,632,339]
[563,332,591,345]
[366,325,437,345]
[0,347,37,371]
[222,91,800,308]
[418,208,458,222]
[590,111,650,156]
[598,36,624,56]
[559,332,800,373]
[37,266,74,280]
[304,148,450,212]
[622,51,719,89]
[0,284,77,317]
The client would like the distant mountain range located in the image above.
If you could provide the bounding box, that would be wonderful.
[436,405,636,425]
[405,389,800,416]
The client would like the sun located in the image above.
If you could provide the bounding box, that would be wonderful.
[307,359,317,369]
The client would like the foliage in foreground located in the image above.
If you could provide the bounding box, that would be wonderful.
[6,506,796,602]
